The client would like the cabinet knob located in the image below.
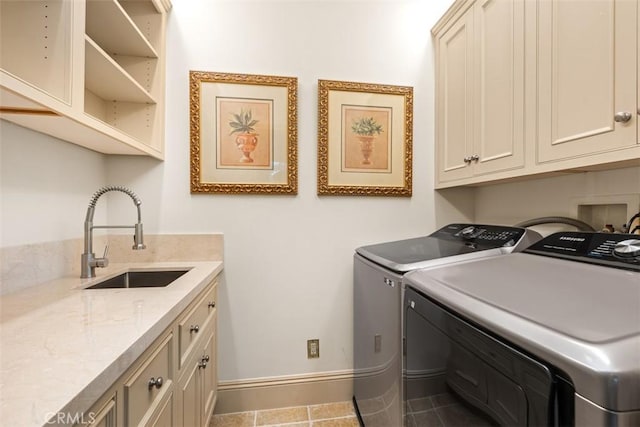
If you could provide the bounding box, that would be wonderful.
[208,301,216,309]
[203,355,210,362]
[148,377,163,390]
[614,112,632,123]
[463,155,479,164]
[198,359,207,369]
[190,325,200,333]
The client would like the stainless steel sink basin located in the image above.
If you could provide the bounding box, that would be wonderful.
[85,269,190,289]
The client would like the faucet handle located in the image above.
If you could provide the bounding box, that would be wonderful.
[94,245,109,268]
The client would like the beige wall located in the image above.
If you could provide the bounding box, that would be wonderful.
[1,0,461,384]
[106,0,461,383]
[3,0,637,394]
[474,167,640,233]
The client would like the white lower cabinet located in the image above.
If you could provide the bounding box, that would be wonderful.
[76,278,218,427]
[177,282,218,427]
[84,394,117,427]
[177,324,217,427]
[124,334,174,427]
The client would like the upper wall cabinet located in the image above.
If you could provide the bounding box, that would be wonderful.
[434,0,526,185]
[433,0,640,189]
[0,0,171,159]
[537,0,636,163]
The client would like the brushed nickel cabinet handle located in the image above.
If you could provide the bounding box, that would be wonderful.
[614,112,632,123]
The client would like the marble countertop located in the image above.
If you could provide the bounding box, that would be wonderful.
[0,261,223,427]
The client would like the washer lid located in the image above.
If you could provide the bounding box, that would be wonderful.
[356,235,481,272]
[355,223,529,273]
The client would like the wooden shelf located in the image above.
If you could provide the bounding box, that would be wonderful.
[86,0,158,58]
[85,36,156,104]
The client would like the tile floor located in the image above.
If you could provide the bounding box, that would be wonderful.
[405,393,497,427]
[210,401,360,427]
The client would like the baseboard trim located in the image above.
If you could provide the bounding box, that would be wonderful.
[215,370,354,414]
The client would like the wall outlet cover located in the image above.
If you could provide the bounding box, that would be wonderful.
[307,339,319,358]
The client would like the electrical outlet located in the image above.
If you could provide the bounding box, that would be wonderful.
[307,339,319,358]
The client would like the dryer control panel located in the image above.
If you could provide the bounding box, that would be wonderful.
[525,232,640,271]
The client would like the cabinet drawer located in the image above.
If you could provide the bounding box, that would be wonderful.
[124,333,173,427]
[179,281,217,367]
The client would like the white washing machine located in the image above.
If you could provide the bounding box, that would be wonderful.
[352,223,542,427]
[403,231,640,426]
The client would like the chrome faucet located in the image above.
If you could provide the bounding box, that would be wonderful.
[81,186,146,278]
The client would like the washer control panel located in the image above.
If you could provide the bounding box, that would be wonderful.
[525,231,640,271]
[434,224,526,248]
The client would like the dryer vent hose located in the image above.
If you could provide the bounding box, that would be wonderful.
[514,216,596,232]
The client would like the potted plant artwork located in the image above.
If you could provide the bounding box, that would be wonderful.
[229,108,259,163]
[351,116,383,165]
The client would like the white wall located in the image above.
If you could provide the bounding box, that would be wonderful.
[0,121,107,247]
[9,0,635,388]
[105,0,460,381]
[474,166,640,231]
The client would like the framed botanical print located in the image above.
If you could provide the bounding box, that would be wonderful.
[318,79,413,196]
[190,71,298,194]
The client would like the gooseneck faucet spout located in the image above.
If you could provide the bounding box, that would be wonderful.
[81,186,146,278]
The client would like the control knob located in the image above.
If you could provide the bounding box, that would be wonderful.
[459,226,477,239]
[612,239,640,260]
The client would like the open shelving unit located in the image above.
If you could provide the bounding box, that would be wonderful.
[0,0,171,158]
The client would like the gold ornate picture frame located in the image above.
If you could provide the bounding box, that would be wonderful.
[318,79,413,196]
[190,71,298,194]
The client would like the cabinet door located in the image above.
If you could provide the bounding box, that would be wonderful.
[178,362,200,427]
[436,5,475,183]
[83,396,117,427]
[472,0,525,176]
[201,326,217,426]
[537,0,637,163]
[146,392,174,427]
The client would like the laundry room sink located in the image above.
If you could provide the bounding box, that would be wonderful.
[85,269,190,289]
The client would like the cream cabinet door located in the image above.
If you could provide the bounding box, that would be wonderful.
[537,0,637,163]
[201,325,217,426]
[436,4,475,183]
[472,0,525,176]
[178,362,200,427]
[82,396,117,427]
[436,0,525,184]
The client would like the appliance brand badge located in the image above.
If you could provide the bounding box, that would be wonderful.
[559,236,585,242]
